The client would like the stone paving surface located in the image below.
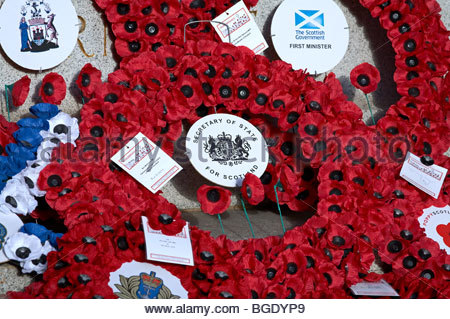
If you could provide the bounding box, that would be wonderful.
[0,0,448,296]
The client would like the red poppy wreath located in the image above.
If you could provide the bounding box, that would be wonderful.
[7,0,450,299]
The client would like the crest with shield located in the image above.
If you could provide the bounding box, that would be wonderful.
[20,1,58,52]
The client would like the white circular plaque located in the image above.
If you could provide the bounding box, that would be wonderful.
[0,212,24,263]
[186,114,269,188]
[0,0,79,71]
[271,0,349,74]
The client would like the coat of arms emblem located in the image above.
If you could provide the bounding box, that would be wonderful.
[114,271,180,299]
[19,1,58,52]
[204,132,252,162]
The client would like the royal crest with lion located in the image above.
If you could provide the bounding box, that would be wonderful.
[204,132,251,163]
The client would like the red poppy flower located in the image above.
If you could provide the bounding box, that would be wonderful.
[259,164,279,201]
[350,63,381,94]
[287,185,317,212]
[111,18,142,41]
[241,173,264,205]
[157,120,182,141]
[37,162,73,193]
[278,102,304,131]
[318,179,345,198]
[265,90,294,118]
[80,98,106,122]
[154,0,180,23]
[391,31,425,57]
[133,69,170,97]
[186,103,215,124]
[325,224,354,251]
[185,39,219,57]
[397,78,433,103]
[45,178,89,212]
[197,185,231,215]
[79,115,109,142]
[115,38,149,58]
[208,281,247,299]
[106,101,140,132]
[156,90,189,122]
[11,75,31,107]
[378,1,409,30]
[0,116,18,154]
[212,78,235,105]
[155,45,185,71]
[303,85,330,115]
[145,202,185,236]
[39,73,67,105]
[96,82,125,105]
[278,164,301,197]
[247,84,278,115]
[108,69,131,88]
[176,76,204,108]
[409,236,442,265]
[387,13,423,39]
[386,103,421,124]
[77,64,102,99]
[104,1,140,23]
[140,15,170,44]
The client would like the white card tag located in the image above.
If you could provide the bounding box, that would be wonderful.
[400,152,447,199]
[212,1,268,55]
[418,205,450,254]
[350,280,399,297]
[142,216,194,266]
[111,132,182,194]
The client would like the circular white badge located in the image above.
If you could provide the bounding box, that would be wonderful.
[186,114,269,188]
[0,212,24,263]
[109,261,188,299]
[271,0,349,74]
[0,0,79,71]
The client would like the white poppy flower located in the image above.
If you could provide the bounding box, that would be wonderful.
[47,112,79,144]
[3,232,43,262]
[13,160,49,197]
[0,179,38,215]
[20,241,55,274]
[36,130,63,162]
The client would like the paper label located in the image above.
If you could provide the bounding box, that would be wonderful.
[418,205,450,254]
[212,1,268,55]
[350,280,399,297]
[142,216,194,266]
[111,132,182,194]
[400,152,447,199]
[0,212,24,263]
[0,0,79,70]
[109,260,188,299]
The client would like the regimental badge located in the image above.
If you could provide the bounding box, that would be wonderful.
[204,132,251,163]
[19,1,59,52]
[114,271,180,299]
[0,223,7,250]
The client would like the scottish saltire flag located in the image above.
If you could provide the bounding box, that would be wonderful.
[295,10,325,29]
